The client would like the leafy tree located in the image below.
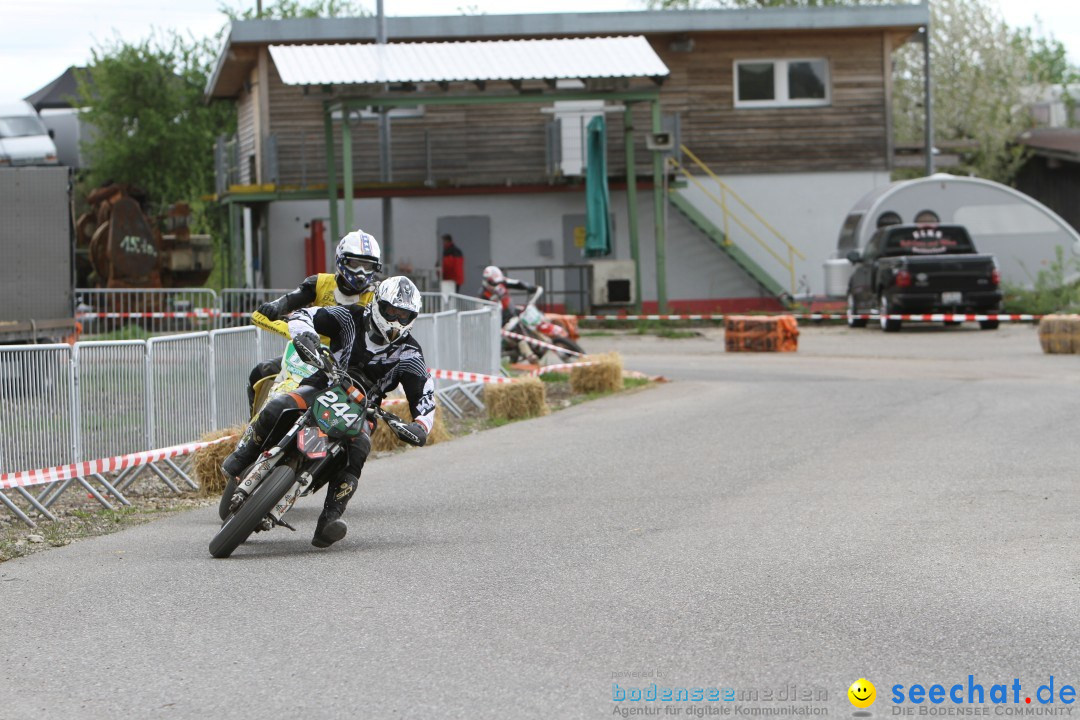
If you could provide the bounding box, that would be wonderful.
[219,0,368,20]
[647,0,900,7]
[76,31,236,287]
[77,31,235,209]
[891,0,1043,182]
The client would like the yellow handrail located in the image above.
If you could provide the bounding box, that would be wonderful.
[679,145,805,262]
[668,146,807,294]
[671,162,791,269]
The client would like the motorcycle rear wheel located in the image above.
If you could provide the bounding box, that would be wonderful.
[209,466,295,559]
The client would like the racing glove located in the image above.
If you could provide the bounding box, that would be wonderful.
[388,419,428,447]
[293,331,322,367]
[257,298,284,320]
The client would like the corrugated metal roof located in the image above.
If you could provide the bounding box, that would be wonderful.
[1019,128,1080,160]
[268,36,670,86]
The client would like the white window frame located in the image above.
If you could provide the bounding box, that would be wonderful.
[733,58,831,109]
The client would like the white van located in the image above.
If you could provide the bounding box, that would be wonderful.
[0,100,59,166]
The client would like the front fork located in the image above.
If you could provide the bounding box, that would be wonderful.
[266,443,344,529]
[230,416,305,516]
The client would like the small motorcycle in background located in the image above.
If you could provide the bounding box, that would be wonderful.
[503,286,586,364]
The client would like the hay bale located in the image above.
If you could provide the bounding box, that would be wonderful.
[1037,314,1080,354]
[570,352,623,394]
[191,426,242,496]
[371,401,452,453]
[485,377,548,421]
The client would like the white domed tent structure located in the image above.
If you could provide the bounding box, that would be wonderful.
[831,174,1080,291]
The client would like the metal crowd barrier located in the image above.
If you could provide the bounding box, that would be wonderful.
[147,333,214,452]
[213,327,259,430]
[0,345,76,525]
[76,288,219,337]
[76,340,148,462]
[219,288,291,328]
[1,299,503,526]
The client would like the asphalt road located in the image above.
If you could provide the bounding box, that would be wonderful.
[2,323,1078,719]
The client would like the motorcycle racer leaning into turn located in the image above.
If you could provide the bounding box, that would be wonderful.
[221,276,434,549]
[480,264,541,364]
[245,229,382,411]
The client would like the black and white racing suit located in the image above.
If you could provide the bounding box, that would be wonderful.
[247,273,377,409]
[223,304,435,522]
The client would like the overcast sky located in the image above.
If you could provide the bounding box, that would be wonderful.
[2,0,1077,103]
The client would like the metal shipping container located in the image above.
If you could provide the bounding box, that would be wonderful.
[0,167,74,333]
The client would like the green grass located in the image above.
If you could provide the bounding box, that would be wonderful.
[655,329,699,339]
[633,320,700,339]
[538,372,570,383]
[623,377,651,389]
[579,330,615,337]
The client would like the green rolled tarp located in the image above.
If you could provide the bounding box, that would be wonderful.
[584,114,612,257]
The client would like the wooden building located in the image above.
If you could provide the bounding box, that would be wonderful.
[207,4,928,310]
[1016,128,1080,237]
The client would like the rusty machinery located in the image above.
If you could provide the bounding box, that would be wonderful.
[75,184,214,289]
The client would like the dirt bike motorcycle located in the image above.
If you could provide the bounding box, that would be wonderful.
[209,348,420,559]
[502,286,585,364]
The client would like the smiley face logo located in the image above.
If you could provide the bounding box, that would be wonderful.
[848,678,876,708]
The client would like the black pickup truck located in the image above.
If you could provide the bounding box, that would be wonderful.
[845,224,1002,332]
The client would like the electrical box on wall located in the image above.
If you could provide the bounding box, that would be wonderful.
[645,132,674,151]
[590,259,636,306]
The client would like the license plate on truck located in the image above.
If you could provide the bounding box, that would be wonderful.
[941,291,963,305]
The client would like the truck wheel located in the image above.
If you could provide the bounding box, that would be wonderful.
[879,296,902,333]
[846,294,867,328]
[979,320,1000,330]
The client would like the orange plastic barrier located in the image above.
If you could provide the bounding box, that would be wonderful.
[724,315,799,353]
[543,313,580,340]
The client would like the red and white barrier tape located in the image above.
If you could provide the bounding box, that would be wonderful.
[429,368,516,384]
[844,313,1039,322]
[1,358,633,489]
[577,313,1041,323]
[77,311,220,320]
[579,314,726,321]
[0,435,237,491]
[501,329,586,357]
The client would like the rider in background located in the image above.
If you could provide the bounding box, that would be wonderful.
[480,265,540,364]
[222,276,433,549]
[246,230,382,410]
[480,265,537,325]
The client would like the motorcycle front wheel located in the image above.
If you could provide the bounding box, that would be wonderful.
[209,465,296,559]
[550,336,586,362]
[217,476,237,521]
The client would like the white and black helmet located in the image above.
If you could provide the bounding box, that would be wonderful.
[335,230,382,295]
[482,265,505,290]
[369,276,421,344]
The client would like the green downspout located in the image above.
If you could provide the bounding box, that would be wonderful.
[342,109,354,233]
[228,202,241,287]
[324,103,340,242]
[623,104,642,314]
[651,100,668,313]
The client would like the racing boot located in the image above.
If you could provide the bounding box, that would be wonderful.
[221,423,263,480]
[518,339,540,365]
[312,474,358,548]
